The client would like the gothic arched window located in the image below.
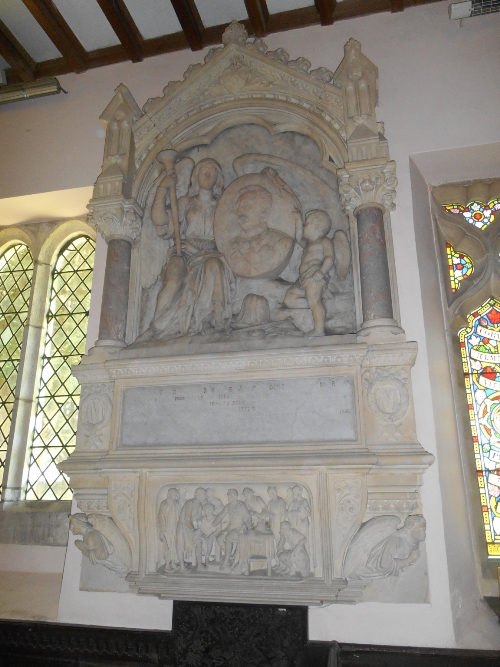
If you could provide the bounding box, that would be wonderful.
[0,244,33,494]
[460,299,500,557]
[441,193,500,558]
[25,236,95,501]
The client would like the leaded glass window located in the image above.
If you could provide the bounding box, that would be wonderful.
[443,199,500,230]
[26,236,95,501]
[0,244,33,494]
[460,298,500,557]
[446,242,473,293]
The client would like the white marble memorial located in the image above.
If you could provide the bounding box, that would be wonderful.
[120,376,356,447]
[61,23,433,606]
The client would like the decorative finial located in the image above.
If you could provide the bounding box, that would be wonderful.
[222,21,248,46]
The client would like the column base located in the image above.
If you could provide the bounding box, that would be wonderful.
[86,339,127,362]
[356,318,406,344]
[0,488,23,504]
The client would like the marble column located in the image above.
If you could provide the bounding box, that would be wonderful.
[98,238,132,344]
[88,200,141,350]
[355,204,393,323]
[338,160,404,342]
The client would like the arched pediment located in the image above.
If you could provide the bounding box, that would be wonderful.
[131,23,347,202]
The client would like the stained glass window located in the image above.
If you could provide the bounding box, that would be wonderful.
[446,242,474,292]
[25,236,95,501]
[443,199,500,230]
[0,244,33,495]
[460,298,500,557]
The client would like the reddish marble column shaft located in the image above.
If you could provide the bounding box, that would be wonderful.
[98,238,131,343]
[356,205,393,322]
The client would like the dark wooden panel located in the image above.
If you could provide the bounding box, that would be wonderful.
[329,641,500,667]
[22,0,87,72]
[0,611,499,666]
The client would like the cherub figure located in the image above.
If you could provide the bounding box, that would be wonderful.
[284,209,335,336]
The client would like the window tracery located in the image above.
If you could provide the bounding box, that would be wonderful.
[0,244,33,494]
[460,299,500,557]
[443,199,500,230]
[446,242,473,293]
[26,236,95,501]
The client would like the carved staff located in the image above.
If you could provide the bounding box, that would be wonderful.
[157,149,182,256]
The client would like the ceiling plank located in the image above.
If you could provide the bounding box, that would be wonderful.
[244,0,269,37]
[4,0,443,85]
[170,0,204,51]
[0,19,36,82]
[95,0,143,62]
[390,0,405,11]
[314,0,336,25]
[22,0,87,73]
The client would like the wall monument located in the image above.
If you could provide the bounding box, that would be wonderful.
[61,23,433,606]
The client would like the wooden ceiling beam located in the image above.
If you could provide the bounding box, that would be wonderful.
[3,0,444,85]
[170,0,204,51]
[390,0,405,11]
[314,0,336,25]
[0,19,36,82]
[22,0,87,73]
[244,0,269,37]
[95,0,143,63]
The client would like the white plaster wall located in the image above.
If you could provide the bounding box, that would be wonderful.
[1,1,499,649]
[0,545,66,621]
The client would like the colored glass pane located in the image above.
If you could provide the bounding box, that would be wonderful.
[0,244,33,496]
[460,298,500,557]
[26,236,95,501]
[446,242,473,292]
[443,199,500,230]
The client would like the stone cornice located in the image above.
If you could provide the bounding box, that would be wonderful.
[72,342,418,384]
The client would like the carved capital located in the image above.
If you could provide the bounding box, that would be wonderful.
[88,199,142,243]
[337,160,397,215]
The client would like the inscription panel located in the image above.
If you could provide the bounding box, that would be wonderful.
[120,376,356,447]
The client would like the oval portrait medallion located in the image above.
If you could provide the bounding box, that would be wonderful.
[214,167,301,279]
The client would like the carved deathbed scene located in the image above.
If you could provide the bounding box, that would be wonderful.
[62,22,433,606]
